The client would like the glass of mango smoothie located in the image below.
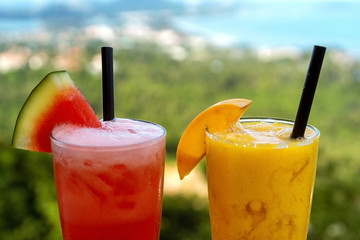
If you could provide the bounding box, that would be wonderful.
[205,117,320,240]
[176,45,325,240]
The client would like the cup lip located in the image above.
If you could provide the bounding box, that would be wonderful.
[206,117,320,147]
[50,118,166,151]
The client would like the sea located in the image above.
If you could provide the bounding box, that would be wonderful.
[0,0,359,58]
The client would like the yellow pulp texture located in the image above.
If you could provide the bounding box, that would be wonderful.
[205,120,319,240]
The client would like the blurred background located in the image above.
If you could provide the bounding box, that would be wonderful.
[0,0,360,239]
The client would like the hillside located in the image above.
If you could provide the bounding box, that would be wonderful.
[1,37,360,239]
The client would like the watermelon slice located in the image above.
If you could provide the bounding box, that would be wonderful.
[12,70,101,153]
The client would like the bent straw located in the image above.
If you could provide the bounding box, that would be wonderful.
[290,45,326,139]
[101,47,115,121]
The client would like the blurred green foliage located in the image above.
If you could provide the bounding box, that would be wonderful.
[1,40,360,239]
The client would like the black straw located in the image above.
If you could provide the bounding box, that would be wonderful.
[101,47,115,121]
[290,45,326,139]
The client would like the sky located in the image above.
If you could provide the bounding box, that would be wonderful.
[0,0,359,57]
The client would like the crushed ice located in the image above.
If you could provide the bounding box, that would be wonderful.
[52,118,164,147]
[212,119,316,148]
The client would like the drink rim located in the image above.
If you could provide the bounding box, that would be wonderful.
[50,118,166,151]
[206,117,320,147]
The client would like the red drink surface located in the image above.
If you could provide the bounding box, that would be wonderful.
[51,119,166,240]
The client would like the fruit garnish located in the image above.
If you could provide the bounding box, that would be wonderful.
[12,70,101,153]
[176,98,252,180]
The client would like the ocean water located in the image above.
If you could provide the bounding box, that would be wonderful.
[0,0,359,57]
[172,2,360,57]
[0,19,41,33]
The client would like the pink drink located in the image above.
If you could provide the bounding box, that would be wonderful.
[50,118,166,240]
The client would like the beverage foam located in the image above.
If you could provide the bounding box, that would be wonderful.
[52,118,165,147]
[211,119,317,147]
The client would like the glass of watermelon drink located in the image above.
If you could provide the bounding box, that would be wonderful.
[50,118,166,240]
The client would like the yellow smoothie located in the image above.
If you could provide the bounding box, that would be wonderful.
[205,118,319,240]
